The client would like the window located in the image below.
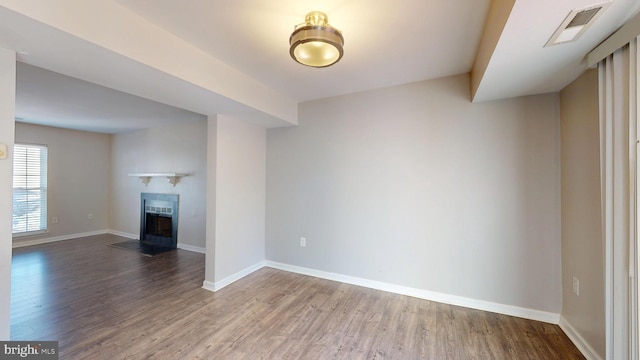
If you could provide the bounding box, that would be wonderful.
[12,144,48,235]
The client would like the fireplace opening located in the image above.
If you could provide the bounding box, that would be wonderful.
[140,193,179,249]
[145,213,172,238]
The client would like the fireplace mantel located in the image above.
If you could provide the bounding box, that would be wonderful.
[128,173,187,187]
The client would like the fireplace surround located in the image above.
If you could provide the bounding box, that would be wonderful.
[140,193,179,249]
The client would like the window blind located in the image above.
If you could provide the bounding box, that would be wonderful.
[12,144,48,235]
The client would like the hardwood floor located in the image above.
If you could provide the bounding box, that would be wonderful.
[11,234,585,359]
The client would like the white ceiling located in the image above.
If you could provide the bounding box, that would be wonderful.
[16,62,205,133]
[2,0,640,133]
[112,0,491,103]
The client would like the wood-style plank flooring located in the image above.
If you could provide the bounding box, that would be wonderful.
[11,234,585,359]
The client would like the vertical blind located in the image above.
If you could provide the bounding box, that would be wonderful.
[598,35,640,360]
[12,143,48,234]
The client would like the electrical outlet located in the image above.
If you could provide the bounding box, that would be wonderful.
[51,217,58,224]
[300,237,306,247]
[88,213,94,220]
[572,276,580,296]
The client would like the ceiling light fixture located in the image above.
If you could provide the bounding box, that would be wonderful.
[289,11,344,68]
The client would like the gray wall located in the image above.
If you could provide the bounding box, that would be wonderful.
[266,74,562,313]
[14,123,111,241]
[109,120,207,249]
[559,69,604,357]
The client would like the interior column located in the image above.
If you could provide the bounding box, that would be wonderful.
[0,47,16,339]
[203,115,217,289]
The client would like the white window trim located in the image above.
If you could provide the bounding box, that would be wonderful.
[12,142,48,236]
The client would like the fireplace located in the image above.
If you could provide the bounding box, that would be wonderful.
[140,193,179,249]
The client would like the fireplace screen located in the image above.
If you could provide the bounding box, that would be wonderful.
[145,213,172,238]
[140,193,179,249]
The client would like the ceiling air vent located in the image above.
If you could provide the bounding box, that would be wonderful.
[545,2,612,47]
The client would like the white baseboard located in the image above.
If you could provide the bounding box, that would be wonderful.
[108,230,138,240]
[177,243,206,254]
[202,280,217,292]
[202,261,266,292]
[12,230,109,248]
[559,316,603,360]
[265,260,560,324]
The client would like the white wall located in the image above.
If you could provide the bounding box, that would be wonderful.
[13,123,110,243]
[0,47,16,340]
[110,120,207,250]
[266,74,562,315]
[559,69,605,358]
[212,115,266,285]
